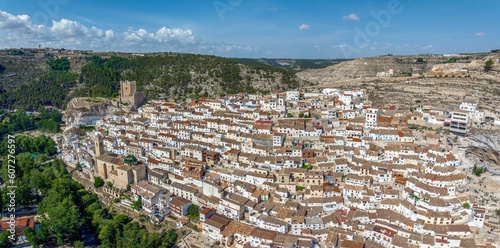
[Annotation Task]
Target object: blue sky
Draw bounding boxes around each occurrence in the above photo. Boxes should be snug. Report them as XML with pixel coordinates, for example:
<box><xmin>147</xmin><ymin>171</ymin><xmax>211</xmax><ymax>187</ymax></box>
<box><xmin>0</xmin><ymin>0</ymin><xmax>497</xmax><ymax>58</ymax></box>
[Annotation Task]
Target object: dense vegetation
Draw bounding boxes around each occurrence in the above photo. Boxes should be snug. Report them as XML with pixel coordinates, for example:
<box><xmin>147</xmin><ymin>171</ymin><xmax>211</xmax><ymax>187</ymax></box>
<box><xmin>187</xmin><ymin>204</ymin><xmax>200</xmax><ymax>219</ymax></box>
<box><xmin>0</xmin><ymin>137</ymin><xmax>179</xmax><ymax>247</ymax></box>
<box><xmin>0</xmin><ymin>110</ymin><xmax>62</xmax><ymax>137</ymax></box>
<box><xmin>47</xmin><ymin>57</ymin><xmax>70</xmax><ymax>71</ymax></box>
<box><xmin>0</xmin><ymin>134</ymin><xmax>57</xmax><ymax>157</ymax></box>
<box><xmin>473</xmin><ymin>164</ymin><xmax>486</xmax><ymax>176</ymax></box>
<box><xmin>0</xmin><ymin>71</ymin><xmax>77</xmax><ymax>110</ymax></box>
<box><xmin>72</xmin><ymin>54</ymin><xmax>258</xmax><ymax>100</ymax></box>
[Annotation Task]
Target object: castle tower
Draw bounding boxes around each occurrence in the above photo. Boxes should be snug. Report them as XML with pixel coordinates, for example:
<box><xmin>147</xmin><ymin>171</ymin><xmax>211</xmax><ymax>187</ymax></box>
<box><xmin>119</xmin><ymin>80</ymin><xmax>144</xmax><ymax>107</ymax></box>
<box><xmin>120</xmin><ymin>80</ymin><xmax>136</xmax><ymax>97</ymax></box>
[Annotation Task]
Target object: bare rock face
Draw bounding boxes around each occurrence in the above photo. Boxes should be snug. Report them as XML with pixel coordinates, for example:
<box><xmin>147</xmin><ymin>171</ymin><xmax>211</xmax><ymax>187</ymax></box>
<box><xmin>62</xmin><ymin>125</ymin><xmax>81</xmax><ymax>148</ymax></box>
<box><xmin>62</xmin><ymin>97</ymin><xmax>119</xmax><ymax>127</ymax></box>
<box><xmin>465</xmin><ymin>132</ymin><xmax>500</xmax><ymax>167</ymax></box>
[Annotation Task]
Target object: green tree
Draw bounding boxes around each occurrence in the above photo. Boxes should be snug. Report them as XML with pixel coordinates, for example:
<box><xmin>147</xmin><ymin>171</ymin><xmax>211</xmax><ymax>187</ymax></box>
<box><xmin>73</xmin><ymin>240</ymin><xmax>84</xmax><ymax>248</ymax></box>
<box><xmin>131</xmin><ymin>196</ymin><xmax>142</xmax><ymax>211</ymax></box>
<box><xmin>463</xmin><ymin>203</ymin><xmax>470</xmax><ymax>209</ymax></box>
<box><xmin>94</xmin><ymin>176</ymin><xmax>105</xmax><ymax>188</ymax></box>
<box><xmin>97</xmin><ymin>220</ymin><xmax>119</xmax><ymax>248</ymax></box>
<box><xmin>187</xmin><ymin>204</ymin><xmax>200</xmax><ymax>219</ymax></box>
<box><xmin>473</xmin><ymin>165</ymin><xmax>486</xmax><ymax>176</ymax></box>
<box><xmin>38</xmin><ymin>195</ymin><xmax>82</xmax><ymax>245</ymax></box>
<box><xmin>0</xmin><ymin>231</ymin><xmax>13</xmax><ymax>248</ymax></box>
<box><xmin>485</xmin><ymin>59</ymin><xmax>494</xmax><ymax>71</ymax></box>
<box><xmin>25</xmin><ymin>227</ymin><xmax>39</xmax><ymax>248</ymax></box>
<box><xmin>301</xmin><ymin>163</ymin><xmax>312</xmax><ymax>170</ymax></box>
<box><xmin>47</xmin><ymin>57</ymin><xmax>70</xmax><ymax>71</ymax></box>
<box><xmin>113</xmin><ymin>213</ymin><xmax>131</xmax><ymax>226</ymax></box>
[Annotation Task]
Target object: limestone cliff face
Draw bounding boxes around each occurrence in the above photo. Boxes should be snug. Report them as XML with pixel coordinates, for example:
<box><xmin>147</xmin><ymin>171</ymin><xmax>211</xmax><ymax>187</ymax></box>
<box><xmin>465</xmin><ymin>132</ymin><xmax>500</xmax><ymax>167</ymax></box>
<box><xmin>62</xmin><ymin>98</ymin><xmax>120</xmax><ymax>127</ymax></box>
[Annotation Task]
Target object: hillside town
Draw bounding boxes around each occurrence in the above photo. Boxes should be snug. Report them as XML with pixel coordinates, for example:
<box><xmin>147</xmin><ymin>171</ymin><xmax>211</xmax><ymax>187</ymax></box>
<box><xmin>58</xmin><ymin>80</ymin><xmax>497</xmax><ymax>248</ymax></box>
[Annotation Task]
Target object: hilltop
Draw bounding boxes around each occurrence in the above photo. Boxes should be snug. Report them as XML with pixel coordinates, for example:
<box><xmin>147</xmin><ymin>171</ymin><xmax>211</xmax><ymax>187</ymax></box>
<box><xmin>0</xmin><ymin>50</ymin><xmax>310</xmax><ymax>111</ymax></box>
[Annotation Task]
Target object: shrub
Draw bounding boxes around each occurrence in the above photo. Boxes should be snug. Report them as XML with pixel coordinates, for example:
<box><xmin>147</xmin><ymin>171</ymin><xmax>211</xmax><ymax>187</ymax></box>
<box><xmin>94</xmin><ymin>176</ymin><xmax>104</xmax><ymax>188</ymax></box>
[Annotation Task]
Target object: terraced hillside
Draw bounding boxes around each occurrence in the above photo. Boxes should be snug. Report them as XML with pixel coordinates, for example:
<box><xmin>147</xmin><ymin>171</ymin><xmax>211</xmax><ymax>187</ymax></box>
<box><xmin>296</xmin><ymin>53</ymin><xmax>494</xmax><ymax>83</ymax></box>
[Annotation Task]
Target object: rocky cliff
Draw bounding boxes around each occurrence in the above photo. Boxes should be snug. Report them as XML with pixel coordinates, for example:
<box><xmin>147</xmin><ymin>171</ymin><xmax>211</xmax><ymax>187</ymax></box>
<box><xmin>465</xmin><ymin>131</ymin><xmax>500</xmax><ymax>168</ymax></box>
<box><xmin>63</xmin><ymin>97</ymin><xmax>120</xmax><ymax>127</ymax></box>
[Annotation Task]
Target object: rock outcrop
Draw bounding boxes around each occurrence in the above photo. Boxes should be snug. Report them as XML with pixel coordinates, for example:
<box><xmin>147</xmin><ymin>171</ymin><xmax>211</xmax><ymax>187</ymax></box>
<box><xmin>63</xmin><ymin>97</ymin><xmax>119</xmax><ymax>127</ymax></box>
<box><xmin>465</xmin><ymin>132</ymin><xmax>500</xmax><ymax>167</ymax></box>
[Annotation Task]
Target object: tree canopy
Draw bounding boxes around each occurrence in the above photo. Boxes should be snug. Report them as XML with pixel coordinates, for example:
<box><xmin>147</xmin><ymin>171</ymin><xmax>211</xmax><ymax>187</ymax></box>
<box><xmin>1</xmin><ymin>53</ymin><xmax>302</xmax><ymax>110</ymax></box>
<box><xmin>47</xmin><ymin>57</ymin><xmax>70</xmax><ymax>71</ymax></box>
<box><xmin>0</xmin><ymin>136</ymin><xmax>179</xmax><ymax>247</ymax></box>
<box><xmin>485</xmin><ymin>59</ymin><xmax>494</xmax><ymax>71</ymax></box>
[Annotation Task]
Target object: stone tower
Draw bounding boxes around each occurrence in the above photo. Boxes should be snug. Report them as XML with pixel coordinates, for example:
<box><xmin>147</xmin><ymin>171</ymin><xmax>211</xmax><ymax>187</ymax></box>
<box><xmin>119</xmin><ymin>80</ymin><xmax>145</xmax><ymax>107</ymax></box>
<box><xmin>94</xmin><ymin>135</ymin><xmax>104</xmax><ymax>157</ymax></box>
<box><xmin>120</xmin><ymin>80</ymin><xmax>136</xmax><ymax>97</ymax></box>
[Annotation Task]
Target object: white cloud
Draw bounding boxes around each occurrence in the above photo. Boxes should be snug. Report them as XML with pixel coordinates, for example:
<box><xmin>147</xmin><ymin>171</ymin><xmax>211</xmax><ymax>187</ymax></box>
<box><xmin>0</xmin><ymin>10</ymin><xmax>32</xmax><ymax>30</ymax></box>
<box><xmin>298</xmin><ymin>24</ymin><xmax>310</xmax><ymax>30</ymax></box>
<box><xmin>475</xmin><ymin>32</ymin><xmax>485</xmax><ymax>37</ymax></box>
<box><xmin>0</xmin><ymin>11</ymin><xmax>115</xmax><ymax>49</ymax></box>
<box><xmin>332</xmin><ymin>44</ymin><xmax>347</xmax><ymax>50</ymax></box>
<box><xmin>343</xmin><ymin>14</ymin><xmax>360</xmax><ymax>21</ymax></box>
<box><xmin>0</xmin><ymin>10</ymin><xmax>256</xmax><ymax>55</ymax></box>
<box><xmin>314</xmin><ymin>45</ymin><xmax>321</xmax><ymax>51</ymax></box>
<box><xmin>384</xmin><ymin>43</ymin><xmax>393</xmax><ymax>49</ymax></box>
<box><xmin>421</xmin><ymin>44</ymin><xmax>433</xmax><ymax>50</ymax></box>
<box><xmin>266</xmin><ymin>8</ymin><xmax>278</xmax><ymax>11</ymax></box>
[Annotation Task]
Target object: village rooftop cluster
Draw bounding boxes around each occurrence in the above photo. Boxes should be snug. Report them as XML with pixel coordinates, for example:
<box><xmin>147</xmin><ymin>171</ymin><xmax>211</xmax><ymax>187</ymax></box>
<box><xmin>59</xmin><ymin>82</ymin><xmax>494</xmax><ymax>248</ymax></box>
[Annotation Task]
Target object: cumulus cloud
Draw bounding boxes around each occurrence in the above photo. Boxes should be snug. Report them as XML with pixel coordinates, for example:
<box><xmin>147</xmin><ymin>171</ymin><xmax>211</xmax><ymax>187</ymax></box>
<box><xmin>298</xmin><ymin>24</ymin><xmax>310</xmax><ymax>30</ymax></box>
<box><xmin>0</xmin><ymin>11</ymin><xmax>115</xmax><ymax>49</ymax></box>
<box><xmin>475</xmin><ymin>32</ymin><xmax>485</xmax><ymax>37</ymax></box>
<box><xmin>0</xmin><ymin>10</ymin><xmax>256</xmax><ymax>55</ymax></box>
<box><xmin>343</xmin><ymin>14</ymin><xmax>360</xmax><ymax>21</ymax></box>
<box><xmin>0</xmin><ymin>11</ymin><xmax>32</xmax><ymax>30</ymax></box>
